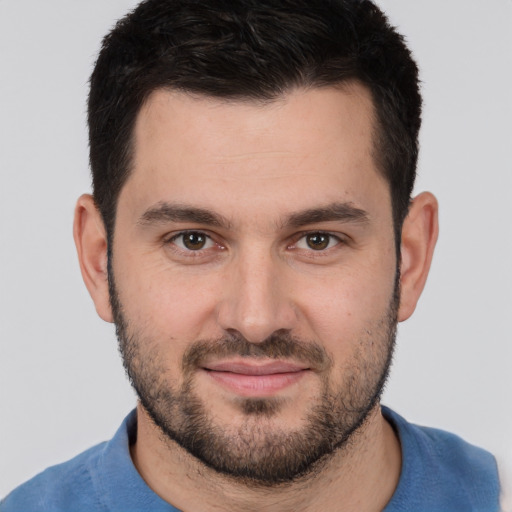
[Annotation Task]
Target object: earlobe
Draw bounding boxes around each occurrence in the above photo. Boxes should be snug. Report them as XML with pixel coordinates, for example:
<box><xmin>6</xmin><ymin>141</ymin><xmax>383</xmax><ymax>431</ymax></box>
<box><xmin>73</xmin><ymin>194</ymin><xmax>113</xmax><ymax>323</ymax></box>
<box><xmin>398</xmin><ymin>192</ymin><xmax>439</xmax><ymax>322</ymax></box>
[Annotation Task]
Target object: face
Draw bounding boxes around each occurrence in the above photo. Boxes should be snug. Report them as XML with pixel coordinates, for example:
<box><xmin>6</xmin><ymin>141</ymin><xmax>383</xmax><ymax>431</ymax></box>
<box><xmin>110</xmin><ymin>85</ymin><xmax>399</xmax><ymax>484</ymax></box>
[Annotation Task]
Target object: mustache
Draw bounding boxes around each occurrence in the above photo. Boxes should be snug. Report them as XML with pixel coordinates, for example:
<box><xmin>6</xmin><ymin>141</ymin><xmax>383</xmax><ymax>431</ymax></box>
<box><xmin>182</xmin><ymin>330</ymin><xmax>332</xmax><ymax>373</ymax></box>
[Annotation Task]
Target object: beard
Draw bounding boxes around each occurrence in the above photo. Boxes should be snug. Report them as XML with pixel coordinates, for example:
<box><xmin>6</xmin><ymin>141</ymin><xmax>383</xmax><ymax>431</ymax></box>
<box><xmin>109</xmin><ymin>268</ymin><xmax>399</xmax><ymax>486</ymax></box>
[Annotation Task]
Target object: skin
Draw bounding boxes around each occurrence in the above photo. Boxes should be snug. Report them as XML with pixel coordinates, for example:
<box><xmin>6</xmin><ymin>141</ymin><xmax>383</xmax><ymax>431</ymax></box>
<box><xmin>74</xmin><ymin>84</ymin><xmax>438</xmax><ymax>511</ymax></box>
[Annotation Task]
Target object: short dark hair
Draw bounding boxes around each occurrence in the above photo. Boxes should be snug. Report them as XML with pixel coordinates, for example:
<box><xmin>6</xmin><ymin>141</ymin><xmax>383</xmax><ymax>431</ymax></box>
<box><xmin>88</xmin><ymin>0</ymin><xmax>421</xmax><ymax>245</ymax></box>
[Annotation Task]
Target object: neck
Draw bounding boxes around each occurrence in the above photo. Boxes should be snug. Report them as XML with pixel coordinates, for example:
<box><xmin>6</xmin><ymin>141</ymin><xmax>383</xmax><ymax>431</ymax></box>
<box><xmin>130</xmin><ymin>403</ymin><xmax>401</xmax><ymax>512</ymax></box>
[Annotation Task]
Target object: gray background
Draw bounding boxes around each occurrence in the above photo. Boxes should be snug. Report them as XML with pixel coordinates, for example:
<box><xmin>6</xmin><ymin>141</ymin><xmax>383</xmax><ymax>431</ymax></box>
<box><xmin>1</xmin><ymin>0</ymin><xmax>511</xmax><ymax>501</ymax></box>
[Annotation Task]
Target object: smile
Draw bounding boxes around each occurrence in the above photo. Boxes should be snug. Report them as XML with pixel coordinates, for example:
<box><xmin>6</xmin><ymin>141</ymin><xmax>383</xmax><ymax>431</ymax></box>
<box><xmin>202</xmin><ymin>360</ymin><xmax>310</xmax><ymax>397</ymax></box>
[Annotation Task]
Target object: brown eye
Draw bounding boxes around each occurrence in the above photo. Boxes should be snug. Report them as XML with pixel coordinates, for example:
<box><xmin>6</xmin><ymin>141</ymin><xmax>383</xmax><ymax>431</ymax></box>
<box><xmin>305</xmin><ymin>233</ymin><xmax>331</xmax><ymax>250</ymax></box>
<box><xmin>172</xmin><ymin>231</ymin><xmax>213</xmax><ymax>251</ymax></box>
<box><xmin>183</xmin><ymin>232</ymin><xmax>207</xmax><ymax>250</ymax></box>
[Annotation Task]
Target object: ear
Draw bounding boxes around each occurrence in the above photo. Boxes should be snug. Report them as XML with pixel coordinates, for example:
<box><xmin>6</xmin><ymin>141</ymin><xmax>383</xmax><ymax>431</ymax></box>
<box><xmin>398</xmin><ymin>191</ymin><xmax>439</xmax><ymax>322</ymax></box>
<box><xmin>73</xmin><ymin>194</ymin><xmax>113</xmax><ymax>323</ymax></box>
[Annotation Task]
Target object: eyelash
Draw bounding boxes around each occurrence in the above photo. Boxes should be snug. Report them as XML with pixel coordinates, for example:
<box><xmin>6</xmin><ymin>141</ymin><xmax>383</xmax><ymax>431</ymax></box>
<box><xmin>290</xmin><ymin>231</ymin><xmax>343</xmax><ymax>252</ymax></box>
<box><xmin>165</xmin><ymin>230</ymin><xmax>345</xmax><ymax>256</ymax></box>
<box><xmin>165</xmin><ymin>231</ymin><xmax>220</xmax><ymax>254</ymax></box>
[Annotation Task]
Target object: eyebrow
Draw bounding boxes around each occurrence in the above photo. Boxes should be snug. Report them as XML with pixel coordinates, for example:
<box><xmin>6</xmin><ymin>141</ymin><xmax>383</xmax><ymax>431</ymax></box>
<box><xmin>138</xmin><ymin>202</ymin><xmax>231</xmax><ymax>228</ymax></box>
<box><xmin>284</xmin><ymin>202</ymin><xmax>369</xmax><ymax>228</ymax></box>
<box><xmin>138</xmin><ymin>201</ymin><xmax>369</xmax><ymax>230</ymax></box>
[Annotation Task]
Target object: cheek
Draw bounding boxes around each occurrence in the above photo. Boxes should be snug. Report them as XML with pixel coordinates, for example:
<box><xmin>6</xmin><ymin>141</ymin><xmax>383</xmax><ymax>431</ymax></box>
<box><xmin>115</xmin><ymin>255</ymin><xmax>222</xmax><ymax>345</ymax></box>
<box><xmin>114</xmin><ymin>269</ymin><xmax>221</xmax><ymax>385</ymax></box>
<box><xmin>295</xmin><ymin>262</ymin><xmax>397</xmax><ymax>350</ymax></box>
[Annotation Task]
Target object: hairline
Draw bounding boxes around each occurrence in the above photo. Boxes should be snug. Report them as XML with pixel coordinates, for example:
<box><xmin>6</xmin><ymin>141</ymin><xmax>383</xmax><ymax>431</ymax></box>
<box><xmin>103</xmin><ymin>79</ymin><xmax>400</xmax><ymax>249</ymax></box>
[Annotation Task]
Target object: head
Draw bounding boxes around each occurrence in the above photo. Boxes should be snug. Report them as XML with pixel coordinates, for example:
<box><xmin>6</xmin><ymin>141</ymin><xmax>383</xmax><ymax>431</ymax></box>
<box><xmin>76</xmin><ymin>0</ymin><xmax>438</xmax><ymax>486</ymax></box>
<box><xmin>88</xmin><ymin>0</ymin><xmax>422</xmax><ymax>248</ymax></box>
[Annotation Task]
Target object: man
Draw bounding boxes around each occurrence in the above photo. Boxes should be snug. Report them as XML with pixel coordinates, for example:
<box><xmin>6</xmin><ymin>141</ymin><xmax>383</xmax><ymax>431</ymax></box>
<box><xmin>0</xmin><ymin>0</ymin><xmax>501</xmax><ymax>510</ymax></box>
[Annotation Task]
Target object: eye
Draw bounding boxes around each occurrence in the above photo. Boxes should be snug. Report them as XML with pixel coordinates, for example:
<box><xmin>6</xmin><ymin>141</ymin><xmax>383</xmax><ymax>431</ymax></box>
<box><xmin>295</xmin><ymin>232</ymin><xmax>341</xmax><ymax>251</ymax></box>
<box><xmin>170</xmin><ymin>231</ymin><xmax>215</xmax><ymax>251</ymax></box>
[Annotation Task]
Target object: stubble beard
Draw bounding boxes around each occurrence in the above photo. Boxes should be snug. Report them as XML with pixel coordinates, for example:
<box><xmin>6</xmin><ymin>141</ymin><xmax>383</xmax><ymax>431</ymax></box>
<box><xmin>109</xmin><ymin>269</ymin><xmax>399</xmax><ymax>486</ymax></box>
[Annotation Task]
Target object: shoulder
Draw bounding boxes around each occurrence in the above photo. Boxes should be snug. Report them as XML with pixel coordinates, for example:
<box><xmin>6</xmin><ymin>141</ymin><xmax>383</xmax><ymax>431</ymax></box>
<box><xmin>0</xmin><ymin>411</ymin><xmax>174</xmax><ymax>512</ymax></box>
<box><xmin>383</xmin><ymin>407</ymin><xmax>500</xmax><ymax>511</ymax></box>
<box><xmin>0</xmin><ymin>442</ymin><xmax>109</xmax><ymax>512</ymax></box>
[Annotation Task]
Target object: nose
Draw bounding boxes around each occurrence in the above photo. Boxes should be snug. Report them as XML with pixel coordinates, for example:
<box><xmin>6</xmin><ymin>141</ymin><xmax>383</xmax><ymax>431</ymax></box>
<box><xmin>216</xmin><ymin>245</ymin><xmax>298</xmax><ymax>343</ymax></box>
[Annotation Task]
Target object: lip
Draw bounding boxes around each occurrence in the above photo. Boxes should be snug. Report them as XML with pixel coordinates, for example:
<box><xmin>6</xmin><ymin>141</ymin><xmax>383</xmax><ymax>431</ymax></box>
<box><xmin>202</xmin><ymin>360</ymin><xmax>310</xmax><ymax>397</ymax></box>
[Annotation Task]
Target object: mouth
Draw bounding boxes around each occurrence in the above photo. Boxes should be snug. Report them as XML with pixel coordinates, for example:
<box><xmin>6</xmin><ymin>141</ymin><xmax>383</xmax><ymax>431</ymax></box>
<box><xmin>201</xmin><ymin>360</ymin><xmax>311</xmax><ymax>397</ymax></box>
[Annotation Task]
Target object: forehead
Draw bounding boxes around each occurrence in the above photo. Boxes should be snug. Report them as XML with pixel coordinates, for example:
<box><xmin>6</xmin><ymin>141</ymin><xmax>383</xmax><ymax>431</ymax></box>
<box><xmin>135</xmin><ymin>83</ymin><xmax>376</xmax><ymax>161</ymax></box>
<box><xmin>122</xmin><ymin>84</ymin><xmax>389</xmax><ymax>225</ymax></box>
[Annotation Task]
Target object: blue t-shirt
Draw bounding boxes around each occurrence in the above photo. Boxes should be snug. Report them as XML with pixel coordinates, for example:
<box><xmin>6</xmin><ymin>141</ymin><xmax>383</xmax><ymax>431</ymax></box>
<box><xmin>0</xmin><ymin>407</ymin><xmax>500</xmax><ymax>511</ymax></box>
